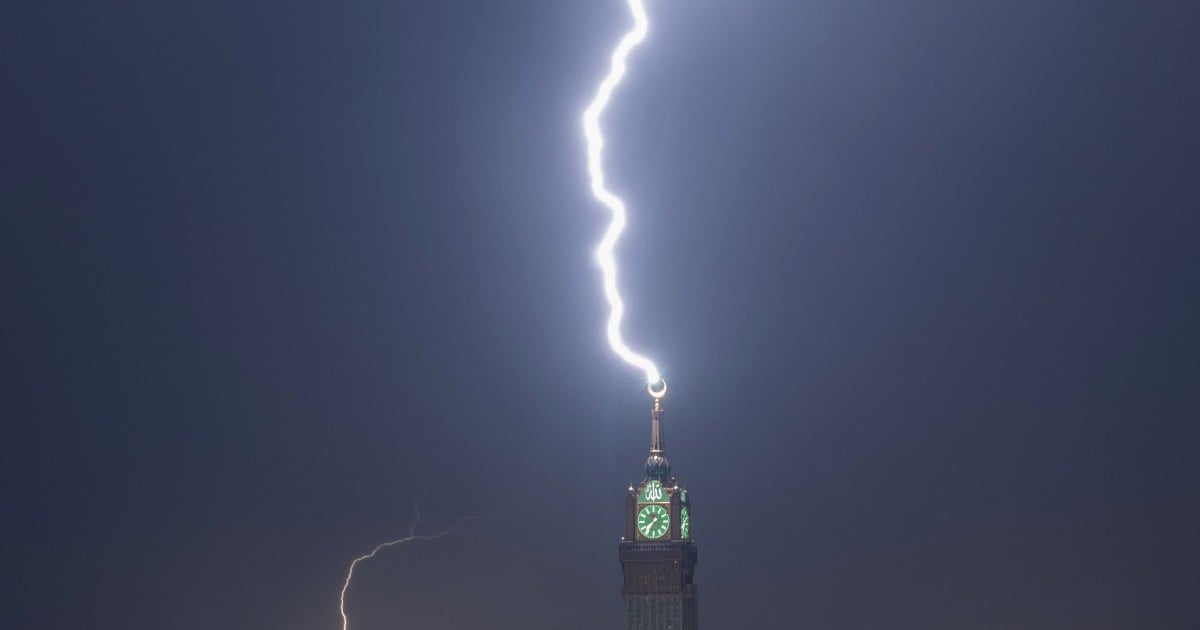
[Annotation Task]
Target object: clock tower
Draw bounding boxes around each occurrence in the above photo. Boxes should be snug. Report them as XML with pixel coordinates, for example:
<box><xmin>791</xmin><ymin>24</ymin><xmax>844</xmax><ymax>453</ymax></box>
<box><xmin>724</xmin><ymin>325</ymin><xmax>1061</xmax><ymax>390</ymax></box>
<box><xmin>620</xmin><ymin>394</ymin><xmax>699</xmax><ymax>629</ymax></box>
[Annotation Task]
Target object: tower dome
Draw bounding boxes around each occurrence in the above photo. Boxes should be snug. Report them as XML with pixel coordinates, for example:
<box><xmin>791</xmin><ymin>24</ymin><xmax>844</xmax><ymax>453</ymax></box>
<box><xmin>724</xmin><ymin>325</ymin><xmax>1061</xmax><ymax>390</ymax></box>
<box><xmin>644</xmin><ymin>452</ymin><xmax>671</xmax><ymax>480</ymax></box>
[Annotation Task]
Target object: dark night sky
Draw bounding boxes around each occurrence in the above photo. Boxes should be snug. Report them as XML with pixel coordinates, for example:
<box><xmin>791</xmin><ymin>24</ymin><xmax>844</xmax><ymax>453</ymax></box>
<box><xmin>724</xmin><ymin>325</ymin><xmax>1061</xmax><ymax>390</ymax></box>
<box><xmin>5</xmin><ymin>1</ymin><xmax>1199</xmax><ymax>628</ymax></box>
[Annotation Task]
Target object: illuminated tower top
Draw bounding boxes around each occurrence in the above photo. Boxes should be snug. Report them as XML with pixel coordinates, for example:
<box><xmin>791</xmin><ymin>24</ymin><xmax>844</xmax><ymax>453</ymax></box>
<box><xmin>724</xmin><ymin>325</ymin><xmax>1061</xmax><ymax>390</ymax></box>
<box><xmin>620</xmin><ymin>397</ymin><xmax>698</xmax><ymax>630</ymax></box>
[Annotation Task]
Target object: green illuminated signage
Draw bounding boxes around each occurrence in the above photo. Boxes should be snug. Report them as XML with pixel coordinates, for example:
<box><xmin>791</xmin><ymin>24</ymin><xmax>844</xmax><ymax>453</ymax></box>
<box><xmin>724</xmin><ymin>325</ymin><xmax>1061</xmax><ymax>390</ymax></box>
<box><xmin>638</xmin><ymin>480</ymin><xmax>667</xmax><ymax>503</ymax></box>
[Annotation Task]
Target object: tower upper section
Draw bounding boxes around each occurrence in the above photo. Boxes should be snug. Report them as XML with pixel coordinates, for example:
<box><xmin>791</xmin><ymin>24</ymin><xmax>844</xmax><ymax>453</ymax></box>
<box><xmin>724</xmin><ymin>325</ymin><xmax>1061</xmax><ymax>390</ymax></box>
<box><xmin>624</xmin><ymin>398</ymin><xmax>692</xmax><ymax>544</ymax></box>
<box><xmin>620</xmin><ymin>394</ymin><xmax>698</xmax><ymax>630</ymax></box>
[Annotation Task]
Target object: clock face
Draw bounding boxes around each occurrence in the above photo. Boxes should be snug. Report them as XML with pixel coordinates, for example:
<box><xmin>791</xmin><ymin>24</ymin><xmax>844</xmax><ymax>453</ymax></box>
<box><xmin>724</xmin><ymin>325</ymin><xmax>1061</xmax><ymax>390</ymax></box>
<box><xmin>636</xmin><ymin>504</ymin><xmax>670</xmax><ymax>539</ymax></box>
<box><xmin>681</xmin><ymin>506</ymin><xmax>691</xmax><ymax>539</ymax></box>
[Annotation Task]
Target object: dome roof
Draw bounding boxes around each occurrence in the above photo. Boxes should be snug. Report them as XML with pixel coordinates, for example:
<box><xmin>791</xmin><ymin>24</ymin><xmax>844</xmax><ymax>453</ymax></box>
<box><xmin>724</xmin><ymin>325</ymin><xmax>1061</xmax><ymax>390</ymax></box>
<box><xmin>644</xmin><ymin>453</ymin><xmax>672</xmax><ymax>480</ymax></box>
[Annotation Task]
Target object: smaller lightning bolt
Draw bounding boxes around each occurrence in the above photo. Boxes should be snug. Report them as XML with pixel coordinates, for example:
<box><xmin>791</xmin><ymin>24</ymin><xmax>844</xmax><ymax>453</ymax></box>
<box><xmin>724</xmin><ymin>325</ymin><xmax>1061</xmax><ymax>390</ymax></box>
<box><xmin>339</xmin><ymin>503</ymin><xmax>479</xmax><ymax>630</ymax></box>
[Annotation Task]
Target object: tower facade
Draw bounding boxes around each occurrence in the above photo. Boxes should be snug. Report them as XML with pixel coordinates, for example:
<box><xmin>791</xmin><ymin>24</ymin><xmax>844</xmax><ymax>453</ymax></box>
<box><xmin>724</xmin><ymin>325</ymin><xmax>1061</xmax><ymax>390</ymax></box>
<box><xmin>620</xmin><ymin>397</ymin><xmax>698</xmax><ymax>629</ymax></box>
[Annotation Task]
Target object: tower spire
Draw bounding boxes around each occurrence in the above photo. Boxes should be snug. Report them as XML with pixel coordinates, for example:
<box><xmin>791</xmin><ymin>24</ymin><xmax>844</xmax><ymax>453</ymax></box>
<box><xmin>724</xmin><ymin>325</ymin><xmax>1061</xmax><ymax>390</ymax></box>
<box><xmin>645</xmin><ymin>395</ymin><xmax>672</xmax><ymax>480</ymax></box>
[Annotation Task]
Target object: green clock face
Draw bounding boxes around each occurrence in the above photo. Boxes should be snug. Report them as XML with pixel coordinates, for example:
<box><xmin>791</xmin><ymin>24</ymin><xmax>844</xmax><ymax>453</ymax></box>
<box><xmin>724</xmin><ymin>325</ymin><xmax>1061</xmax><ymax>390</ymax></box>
<box><xmin>681</xmin><ymin>506</ymin><xmax>691</xmax><ymax>539</ymax></box>
<box><xmin>636</xmin><ymin>504</ymin><xmax>670</xmax><ymax>539</ymax></box>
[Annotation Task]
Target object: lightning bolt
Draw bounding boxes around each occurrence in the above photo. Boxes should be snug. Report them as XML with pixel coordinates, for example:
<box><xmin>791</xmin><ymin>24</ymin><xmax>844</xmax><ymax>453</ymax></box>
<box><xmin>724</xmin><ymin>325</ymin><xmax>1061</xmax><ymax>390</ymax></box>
<box><xmin>583</xmin><ymin>0</ymin><xmax>664</xmax><ymax>390</ymax></box>
<box><xmin>339</xmin><ymin>503</ymin><xmax>479</xmax><ymax>630</ymax></box>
